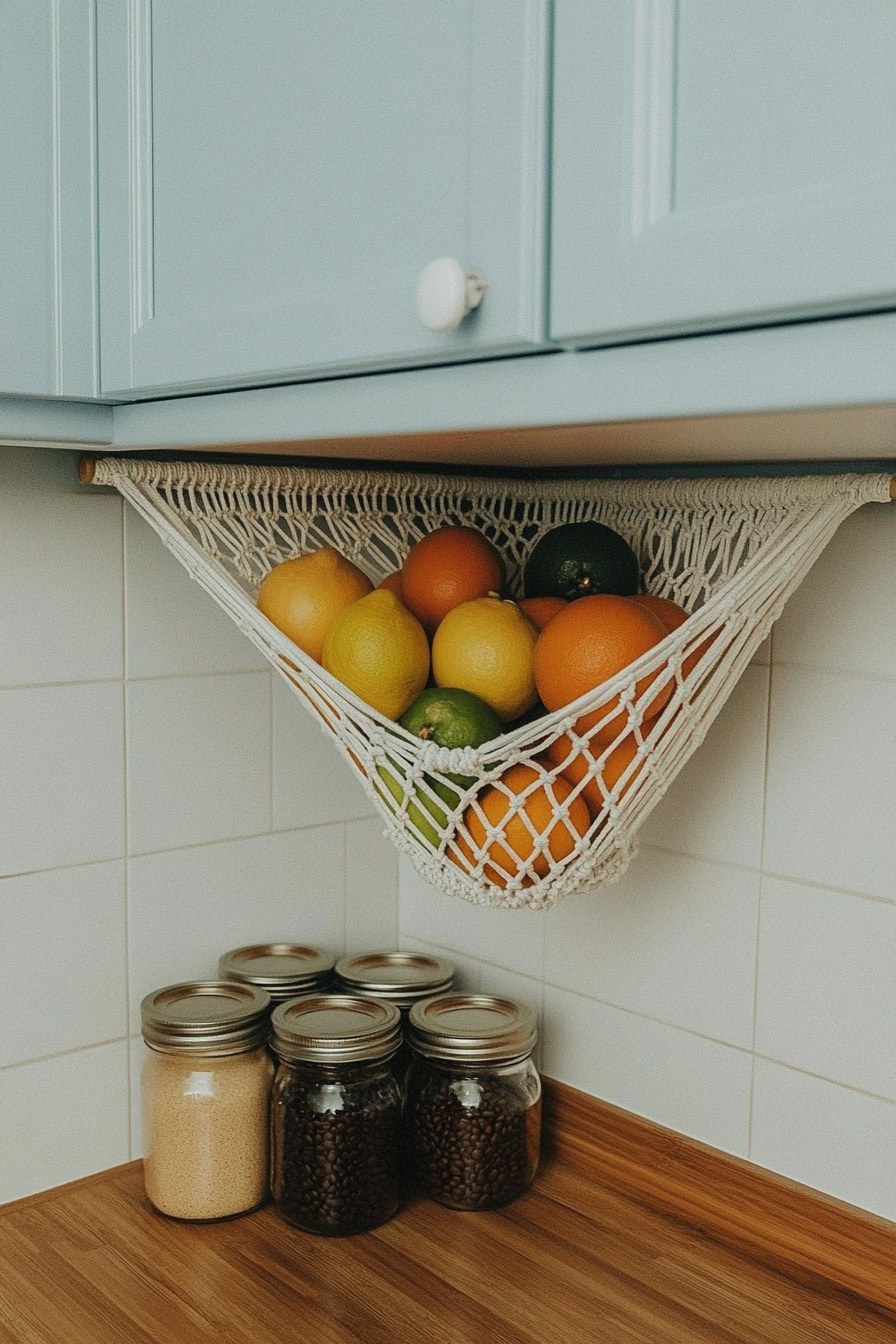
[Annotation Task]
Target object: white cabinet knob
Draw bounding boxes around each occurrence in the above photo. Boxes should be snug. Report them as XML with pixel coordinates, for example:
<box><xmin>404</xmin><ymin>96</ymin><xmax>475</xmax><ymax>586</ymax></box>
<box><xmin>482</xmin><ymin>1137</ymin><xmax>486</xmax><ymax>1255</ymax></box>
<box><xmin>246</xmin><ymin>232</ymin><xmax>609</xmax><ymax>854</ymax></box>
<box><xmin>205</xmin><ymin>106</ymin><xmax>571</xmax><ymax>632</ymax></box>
<box><xmin>416</xmin><ymin>257</ymin><xmax>486</xmax><ymax>332</ymax></box>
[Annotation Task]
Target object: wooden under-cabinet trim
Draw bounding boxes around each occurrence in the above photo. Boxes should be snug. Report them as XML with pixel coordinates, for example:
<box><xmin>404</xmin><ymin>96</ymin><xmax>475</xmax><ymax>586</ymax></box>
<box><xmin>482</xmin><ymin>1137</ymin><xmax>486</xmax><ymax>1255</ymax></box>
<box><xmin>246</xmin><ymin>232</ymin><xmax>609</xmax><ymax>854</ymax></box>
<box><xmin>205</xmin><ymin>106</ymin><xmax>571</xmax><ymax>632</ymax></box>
<box><xmin>542</xmin><ymin>1078</ymin><xmax>896</xmax><ymax>1317</ymax></box>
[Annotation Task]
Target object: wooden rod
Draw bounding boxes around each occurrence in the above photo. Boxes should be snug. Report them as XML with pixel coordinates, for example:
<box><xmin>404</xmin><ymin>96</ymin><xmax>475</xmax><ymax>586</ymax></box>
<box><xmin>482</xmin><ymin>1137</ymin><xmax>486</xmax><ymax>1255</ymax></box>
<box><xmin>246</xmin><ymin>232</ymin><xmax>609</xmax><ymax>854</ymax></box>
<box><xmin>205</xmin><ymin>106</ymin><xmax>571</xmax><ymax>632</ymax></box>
<box><xmin>77</xmin><ymin>452</ymin><xmax>896</xmax><ymax>498</ymax></box>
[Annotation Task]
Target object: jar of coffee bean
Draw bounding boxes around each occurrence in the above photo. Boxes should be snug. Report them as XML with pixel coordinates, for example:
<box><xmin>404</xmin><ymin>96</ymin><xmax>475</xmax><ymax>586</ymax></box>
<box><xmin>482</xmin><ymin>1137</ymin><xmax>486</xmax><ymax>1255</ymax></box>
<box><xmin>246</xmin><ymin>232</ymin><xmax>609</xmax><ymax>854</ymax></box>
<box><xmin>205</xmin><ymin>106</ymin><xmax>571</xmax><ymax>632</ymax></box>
<box><xmin>269</xmin><ymin>994</ymin><xmax>403</xmax><ymax>1236</ymax></box>
<box><xmin>405</xmin><ymin>994</ymin><xmax>541</xmax><ymax>1212</ymax></box>
<box><xmin>219</xmin><ymin>943</ymin><xmax>336</xmax><ymax>1011</ymax></box>
<box><xmin>333</xmin><ymin>950</ymin><xmax>454</xmax><ymax>1076</ymax></box>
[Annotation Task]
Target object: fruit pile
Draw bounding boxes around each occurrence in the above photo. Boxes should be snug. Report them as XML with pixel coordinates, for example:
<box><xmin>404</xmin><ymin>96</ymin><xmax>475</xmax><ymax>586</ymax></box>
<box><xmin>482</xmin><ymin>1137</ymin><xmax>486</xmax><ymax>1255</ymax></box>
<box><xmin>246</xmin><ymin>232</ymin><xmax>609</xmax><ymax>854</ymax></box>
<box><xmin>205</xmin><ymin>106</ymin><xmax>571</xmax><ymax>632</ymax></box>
<box><xmin>256</xmin><ymin>520</ymin><xmax>701</xmax><ymax>889</ymax></box>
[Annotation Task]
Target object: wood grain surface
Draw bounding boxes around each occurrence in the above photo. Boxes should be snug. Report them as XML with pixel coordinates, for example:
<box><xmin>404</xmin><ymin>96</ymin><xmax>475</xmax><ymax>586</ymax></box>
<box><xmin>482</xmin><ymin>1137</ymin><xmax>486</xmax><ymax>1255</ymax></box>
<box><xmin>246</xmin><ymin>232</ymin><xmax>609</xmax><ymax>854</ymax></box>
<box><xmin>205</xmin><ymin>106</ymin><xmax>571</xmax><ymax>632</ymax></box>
<box><xmin>543</xmin><ymin>1080</ymin><xmax>896</xmax><ymax>1318</ymax></box>
<box><xmin>1</xmin><ymin>1082</ymin><xmax>894</xmax><ymax>1344</ymax></box>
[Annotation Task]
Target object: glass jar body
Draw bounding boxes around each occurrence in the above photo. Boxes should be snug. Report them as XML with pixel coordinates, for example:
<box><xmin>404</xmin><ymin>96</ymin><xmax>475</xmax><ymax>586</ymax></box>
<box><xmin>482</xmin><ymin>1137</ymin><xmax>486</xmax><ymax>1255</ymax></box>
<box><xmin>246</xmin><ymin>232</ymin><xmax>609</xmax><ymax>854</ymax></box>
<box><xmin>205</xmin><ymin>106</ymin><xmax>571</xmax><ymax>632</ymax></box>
<box><xmin>141</xmin><ymin>1044</ymin><xmax>273</xmax><ymax>1221</ymax></box>
<box><xmin>271</xmin><ymin>1057</ymin><xmax>402</xmax><ymax>1235</ymax></box>
<box><xmin>405</xmin><ymin>1054</ymin><xmax>541</xmax><ymax>1210</ymax></box>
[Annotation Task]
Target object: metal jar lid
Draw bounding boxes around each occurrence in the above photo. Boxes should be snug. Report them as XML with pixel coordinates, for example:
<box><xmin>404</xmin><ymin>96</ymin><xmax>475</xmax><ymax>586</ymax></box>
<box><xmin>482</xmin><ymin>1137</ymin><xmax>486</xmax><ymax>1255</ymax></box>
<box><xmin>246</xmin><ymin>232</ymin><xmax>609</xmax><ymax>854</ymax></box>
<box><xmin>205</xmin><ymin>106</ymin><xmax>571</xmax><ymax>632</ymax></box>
<box><xmin>141</xmin><ymin>980</ymin><xmax>271</xmax><ymax>1055</ymax></box>
<box><xmin>407</xmin><ymin>994</ymin><xmax>537</xmax><ymax>1064</ymax></box>
<box><xmin>269</xmin><ymin>994</ymin><xmax>402</xmax><ymax>1065</ymax></box>
<box><xmin>219</xmin><ymin>943</ymin><xmax>336</xmax><ymax>1002</ymax></box>
<box><xmin>334</xmin><ymin>950</ymin><xmax>454</xmax><ymax>1009</ymax></box>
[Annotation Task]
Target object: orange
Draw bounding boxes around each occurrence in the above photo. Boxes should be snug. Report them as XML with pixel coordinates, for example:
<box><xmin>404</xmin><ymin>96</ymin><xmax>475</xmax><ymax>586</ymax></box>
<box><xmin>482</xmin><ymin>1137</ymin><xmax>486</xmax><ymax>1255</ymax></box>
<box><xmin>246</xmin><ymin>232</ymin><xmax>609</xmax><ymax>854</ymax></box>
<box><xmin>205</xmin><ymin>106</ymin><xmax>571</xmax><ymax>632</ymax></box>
<box><xmin>378</xmin><ymin>569</ymin><xmax>404</xmax><ymax>597</ymax></box>
<box><xmin>533</xmin><ymin>594</ymin><xmax>672</xmax><ymax>747</ymax></box>
<box><xmin>632</xmin><ymin>592</ymin><xmax>712</xmax><ymax>681</ymax></box>
<box><xmin>322</xmin><ymin>589</ymin><xmax>430</xmax><ymax>720</ymax></box>
<box><xmin>631</xmin><ymin>593</ymin><xmax>688</xmax><ymax>632</ymax></box>
<box><xmin>453</xmin><ymin>763</ymin><xmax>591</xmax><ymax>889</ymax></box>
<box><xmin>432</xmin><ymin>596</ymin><xmax>539</xmax><ymax>722</ymax></box>
<box><xmin>545</xmin><ymin>733</ymin><xmax>642</xmax><ymax>817</ymax></box>
<box><xmin>256</xmin><ymin>547</ymin><xmax>373</xmax><ymax>663</ymax></box>
<box><xmin>401</xmin><ymin>525</ymin><xmax>505</xmax><ymax>636</ymax></box>
<box><xmin>518</xmin><ymin>595</ymin><xmax>567</xmax><ymax>630</ymax></box>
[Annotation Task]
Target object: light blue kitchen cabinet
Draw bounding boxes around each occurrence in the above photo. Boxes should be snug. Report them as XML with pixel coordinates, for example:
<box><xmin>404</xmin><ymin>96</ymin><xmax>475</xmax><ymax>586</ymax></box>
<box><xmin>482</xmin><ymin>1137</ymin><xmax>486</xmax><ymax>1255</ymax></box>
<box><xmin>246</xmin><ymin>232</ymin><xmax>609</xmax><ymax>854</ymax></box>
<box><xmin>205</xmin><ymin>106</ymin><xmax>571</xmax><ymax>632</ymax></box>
<box><xmin>97</xmin><ymin>0</ymin><xmax>549</xmax><ymax>398</ymax></box>
<box><xmin>0</xmin><ymin>0</ymin><xmax>98</xmax><ymax>397</ymax></box>
<box><xmin>551</xmin><ymin>0</ymin><xmax>896</xmax><ymax>347</ymax></box>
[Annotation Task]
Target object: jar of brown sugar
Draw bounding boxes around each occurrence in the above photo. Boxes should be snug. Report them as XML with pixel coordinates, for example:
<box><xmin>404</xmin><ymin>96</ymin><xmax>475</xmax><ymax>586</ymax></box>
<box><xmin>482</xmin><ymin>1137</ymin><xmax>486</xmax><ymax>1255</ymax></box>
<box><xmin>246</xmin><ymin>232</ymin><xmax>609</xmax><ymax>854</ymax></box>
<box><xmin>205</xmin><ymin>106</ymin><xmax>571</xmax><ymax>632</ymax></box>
<box><xmin>269</xmin><ymin>994</ymin><xmax>403</xmax><ymax>1236</ymax></box>
<box><xmin>219</xmin><ymin>942</ymin><xmax>336</xmax><ymax>1008</ymax></box>
<box><xmin>140</xmin><ymin>980</ymin><xmax>273</xmax><ymax>1221</ymax></box>
<box><xmin>405</xmin><ymin>994</ymin><xmax>541</xmax><ymax>1211</ymax></box>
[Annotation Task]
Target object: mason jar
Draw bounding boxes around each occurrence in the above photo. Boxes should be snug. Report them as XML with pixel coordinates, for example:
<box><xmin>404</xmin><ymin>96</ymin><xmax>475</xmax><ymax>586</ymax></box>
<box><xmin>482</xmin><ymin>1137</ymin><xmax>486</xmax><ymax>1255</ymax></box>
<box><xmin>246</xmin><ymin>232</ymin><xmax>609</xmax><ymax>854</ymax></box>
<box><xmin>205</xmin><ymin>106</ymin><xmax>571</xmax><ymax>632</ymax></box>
<box><xmin>405</xmin><ymin>993</ymin><xmax>541</xmax><ymax>1211</ymax></box>
<box><xmin>219</xmin><ymin>943</ymin><xmax>336</xmax><ymax>1009</ymax></box>
<box><xmin>333</xmin><ymin>950</ymin><xmax>454</xmax><ymax>1076</ymax></box>
<box><xmin>269</xmin><ymin>994</ymin><xmax>403</xmax><ymax>1236</ymax></box>
<box><xmin>140</xmin><ymin>980</ymin><xmax>273</xmax><ymax>1221</ymax></box>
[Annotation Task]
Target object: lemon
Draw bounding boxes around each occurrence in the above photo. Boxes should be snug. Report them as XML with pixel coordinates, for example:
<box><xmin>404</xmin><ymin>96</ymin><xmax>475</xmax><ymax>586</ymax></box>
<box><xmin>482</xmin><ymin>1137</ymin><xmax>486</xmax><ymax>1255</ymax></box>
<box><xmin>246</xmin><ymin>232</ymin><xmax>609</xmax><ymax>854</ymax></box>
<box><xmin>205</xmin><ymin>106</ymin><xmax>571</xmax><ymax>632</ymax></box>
<box><xmin>431</xmin><ymin>596</ymin><xmax>539</xmax><ymax>722</ymax></box>
<box><xmin>256</xmin><ymin>546</ymin><xmax>373</xmax><ymax>663</ymax></box>
<box><xmin>322</xmin><ymin>589</ymin><xmax>430</xmax><ymax>720</ymax></box>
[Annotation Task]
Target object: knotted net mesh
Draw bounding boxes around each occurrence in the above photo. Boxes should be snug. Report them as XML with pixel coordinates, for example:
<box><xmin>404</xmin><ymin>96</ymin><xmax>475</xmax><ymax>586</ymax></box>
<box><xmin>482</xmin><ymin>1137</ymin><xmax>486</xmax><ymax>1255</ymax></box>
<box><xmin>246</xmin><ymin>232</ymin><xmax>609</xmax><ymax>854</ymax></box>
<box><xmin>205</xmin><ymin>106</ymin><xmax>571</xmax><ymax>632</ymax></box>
<box><xmin>88</xmin><ymin>458</ymin><xmax>891</xmax><ymax>910</ymax></box>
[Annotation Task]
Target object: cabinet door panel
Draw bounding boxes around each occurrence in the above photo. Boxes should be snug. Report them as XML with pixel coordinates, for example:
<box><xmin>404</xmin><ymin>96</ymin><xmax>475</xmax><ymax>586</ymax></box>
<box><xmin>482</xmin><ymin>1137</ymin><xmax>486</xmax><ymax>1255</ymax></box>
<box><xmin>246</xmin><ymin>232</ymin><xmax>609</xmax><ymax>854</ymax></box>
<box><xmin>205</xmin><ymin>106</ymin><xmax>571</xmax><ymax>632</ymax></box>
<box><xmin>99</xmin><ymin>0</ymin><xmax>548</xmax><ymax>396</ymax></box>
<box><xmin>0</xmin><ymin>0</ymin><xmax>97</xmax><ymax>396</ymax></box>
<box><xmin>551</xmin><ymin>0</ymin><xmax>896</xmax><ymax>345</ymax></box>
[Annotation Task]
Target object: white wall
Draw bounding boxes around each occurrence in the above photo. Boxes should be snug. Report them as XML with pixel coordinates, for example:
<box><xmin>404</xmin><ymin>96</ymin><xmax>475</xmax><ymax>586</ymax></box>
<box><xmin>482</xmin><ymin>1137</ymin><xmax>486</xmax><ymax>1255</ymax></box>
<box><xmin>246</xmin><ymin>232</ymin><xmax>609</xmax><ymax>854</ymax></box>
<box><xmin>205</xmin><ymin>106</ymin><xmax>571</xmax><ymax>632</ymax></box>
<box><xmin>400</xmin><ymin>497</ymin><xmax>896</xmax><ymax>1222</ymax></box>
<box><xmin>0</xmin><ymin>447</ymin><xmax>398</xmax><ymax>1203</ymax></box>
<box><xmin>2</xmin><ymin>445</ymin><xmax>894</xmax><ymax>1225</ymax></box>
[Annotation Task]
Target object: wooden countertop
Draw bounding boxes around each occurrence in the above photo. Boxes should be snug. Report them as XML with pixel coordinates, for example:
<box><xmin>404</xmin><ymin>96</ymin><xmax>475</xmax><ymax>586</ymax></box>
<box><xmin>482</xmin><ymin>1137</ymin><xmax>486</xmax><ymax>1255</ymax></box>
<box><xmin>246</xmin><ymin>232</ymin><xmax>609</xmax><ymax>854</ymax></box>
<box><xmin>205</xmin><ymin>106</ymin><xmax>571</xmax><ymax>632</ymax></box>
<box><xmin>1</xmin><ymin>1084</ymin><xmax>893</xmax><ymax>1344</ymax></box>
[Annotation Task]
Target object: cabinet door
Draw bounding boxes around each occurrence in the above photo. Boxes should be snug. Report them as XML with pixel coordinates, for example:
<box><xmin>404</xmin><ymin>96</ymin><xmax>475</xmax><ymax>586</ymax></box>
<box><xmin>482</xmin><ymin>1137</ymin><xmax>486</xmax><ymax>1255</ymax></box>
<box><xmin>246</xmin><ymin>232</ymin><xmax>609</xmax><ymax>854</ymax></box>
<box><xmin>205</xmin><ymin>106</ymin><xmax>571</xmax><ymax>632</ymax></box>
<box><xmin>551</xmin><ymin>0</ymin><xmax>896</xmax><ymax>346</ymax></box>
<box><xmin>0</xmin><ymin>0</ymin><xmax>97</xmax><ymax>397</ymax></box>
<box><xmin>98</xmin><ymin>0</ymin><xmax>548</xmax><ymax>396</ymax></box>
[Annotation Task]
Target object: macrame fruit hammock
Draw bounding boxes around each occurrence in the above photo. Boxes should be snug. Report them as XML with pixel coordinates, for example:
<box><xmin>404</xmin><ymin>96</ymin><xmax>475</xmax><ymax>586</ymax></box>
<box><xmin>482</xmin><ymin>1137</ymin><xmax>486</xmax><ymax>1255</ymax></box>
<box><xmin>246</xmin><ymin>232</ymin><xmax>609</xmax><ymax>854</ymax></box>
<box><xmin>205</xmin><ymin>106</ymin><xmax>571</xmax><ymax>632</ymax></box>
<box><xmin>81</xmin><ymin>457</ymin><xmax>892</xmax><ymax>910</ymax></box>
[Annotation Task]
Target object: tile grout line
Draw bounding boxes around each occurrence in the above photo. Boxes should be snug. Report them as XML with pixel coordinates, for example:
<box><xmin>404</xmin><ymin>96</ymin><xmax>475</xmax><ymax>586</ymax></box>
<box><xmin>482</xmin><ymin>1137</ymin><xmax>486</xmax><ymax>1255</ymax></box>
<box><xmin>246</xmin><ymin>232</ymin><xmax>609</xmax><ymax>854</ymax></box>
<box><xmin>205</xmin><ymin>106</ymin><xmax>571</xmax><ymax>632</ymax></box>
<box><xmin>0</xmin><ymin>818</ymin><xmax>366</xmax><ymax>883</ymax></box>
<box><xmin>341</xmin><ymin>822</ymin><xmax>348</xmax><ymax>955</ymax></box>
<box><xmin>267</xmin><ymin>668</ymin><xmax>275</xmax><ymax>835</ymax></box>
<box><xmin>531</xmin><ymin>981</ymin><xmax>896</xmax><ymax>1107</ymax></box>
<box><xmin>0</xmin><ymin>1036</ymin><xmax>132</xmax><ymax>1075</ymax></box>
<box><xmin>748</xmin><ymin>634</ymin><xmax>777</xmax><ymax>1159</ymax></box>
<box><xmin>121</xmin><ymin>503</ymin><xmax>134</xmax><ymax>1160</ymax></box>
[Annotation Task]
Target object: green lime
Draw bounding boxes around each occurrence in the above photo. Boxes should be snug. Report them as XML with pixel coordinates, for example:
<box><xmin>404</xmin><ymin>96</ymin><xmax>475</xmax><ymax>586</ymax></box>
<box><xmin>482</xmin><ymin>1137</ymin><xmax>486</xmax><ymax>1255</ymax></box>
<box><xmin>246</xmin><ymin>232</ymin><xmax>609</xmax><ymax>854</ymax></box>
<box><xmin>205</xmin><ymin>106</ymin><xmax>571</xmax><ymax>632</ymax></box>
<box><xmin>375</xmin><ymin>758</ymin><xmax>447</xmax><ymax>850</ymax></box>
<box><xmin>400</xmin><ymin>687</ymin><xmax>502</xmax><ymax>790</ymax></box>
<box><xmin>374</xmin><ymin>688</ymin><xmax>502</xmax><ymax>851</ymax></box>
<box><xmin>523</xmin><ymin>520</ymin><xmax>640</xmax><ymax>601</ymax></box>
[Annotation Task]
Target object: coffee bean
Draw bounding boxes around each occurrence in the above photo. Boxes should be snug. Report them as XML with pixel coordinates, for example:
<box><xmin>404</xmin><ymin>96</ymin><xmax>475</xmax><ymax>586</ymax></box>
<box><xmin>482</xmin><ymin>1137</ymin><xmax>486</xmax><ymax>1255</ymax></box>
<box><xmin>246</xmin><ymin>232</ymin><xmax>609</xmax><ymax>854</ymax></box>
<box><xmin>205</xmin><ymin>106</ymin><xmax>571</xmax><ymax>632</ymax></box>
<box><xmin>406</xmin><ymin>1068</ymin><xmax>541</xmax><ymax>1211</ymax></box>
<box><xmin>271</xmin><ymin>1063</ymin><xmax>402</xmax><ymax>1235</ymax></box>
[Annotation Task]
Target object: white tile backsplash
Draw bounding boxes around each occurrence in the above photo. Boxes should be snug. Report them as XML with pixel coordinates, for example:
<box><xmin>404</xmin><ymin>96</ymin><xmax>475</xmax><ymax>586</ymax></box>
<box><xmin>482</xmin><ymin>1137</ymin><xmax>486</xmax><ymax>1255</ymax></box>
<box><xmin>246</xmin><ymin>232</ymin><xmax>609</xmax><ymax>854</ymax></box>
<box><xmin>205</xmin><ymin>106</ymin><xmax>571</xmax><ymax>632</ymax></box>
<box><xmin>764</xmin><ymin>665</ymin><xmax>896</xmax><ymax>900</ymax></box>
<box><xmin>127</xmin><ymin>828</ymin><xmax>346</xmax><ymax>1031</ymax></box>
<box><xmin>3</xmin><ymin>447</ymin><xmax>895</xmax><ymax>1225</ymax></box>
<box><xmin>0</xmin><ymin>449</ymin><xmax>123</xmax><ymax>688</ymax></box>
<box><xmin>772</xmin><ymin>502</ymin><xmax>896</xmax><ymax>680</ymax></box>
<box><xmin>126</xmin><ymin>671</ymin><xmax>272</xmax><ymax>854</ymax></box>
<box><xmin>0</xmin><ymin>448</ymin><xmax>400</xmax><ymax>1205</ymax></box>
<box><xmin>124</xmin><ymin>510</ymin><xmax>267</xmax><ymax>679</ymax></box>
<box><xmin>399</xmin><ymin>857</ymin><xmax>546</xmax><ymax>978</ymax></box>
<box><xmin>756</xmin><ymin>876</ymin><xmax>896</xmax><ymax>1098</ymax></box>
<box><xmin>542</xmin><ymin>986</ymin><xmax>752</xmax><ymax>1156</ymax></box>
<box><xmin>344</xmin><ymin>816</ymin><xmax>400</xmax><ymax>953</ymax></box>
<box><xmin>639</xmin><ymin>664</ymin><xmax>769</xmax><ymax>868</ymax></box>
<box><xmin>544</xmin><ymin>846</ymin><xmax>759</xmax><ymax>1048</ymax></box>
<box><xmin>272</xmin><ymin>674</ymin><xmax>373</xmax><ymax>830</ymax></box>
<box><xmin>750</xmin><ymin>1059</ymin><xmax>896</xmax><ymax>1222</ymax></box>
<box><xmin>0</xmin><ymin>682</ymin><xmax>125</xmax><ymax>876</ymax></box>
<box><xmin>0</xmin><ymin>862</ymin><xmax>127</xmax><ymax>1066</ymax></box>
<box><xmin>0</xmin><ymin>1042</ymin><xmax>130</xmax><ymax>1204</ymax></box>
